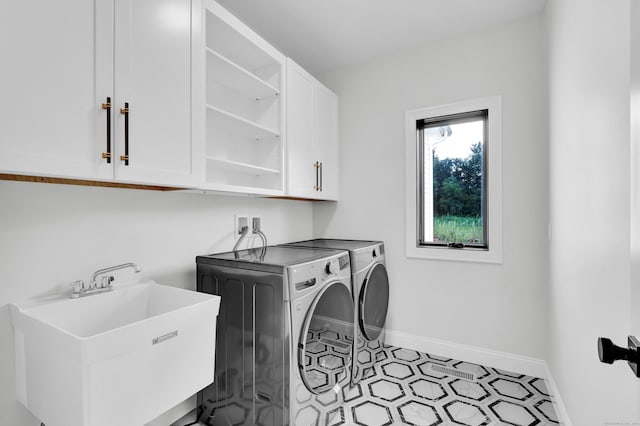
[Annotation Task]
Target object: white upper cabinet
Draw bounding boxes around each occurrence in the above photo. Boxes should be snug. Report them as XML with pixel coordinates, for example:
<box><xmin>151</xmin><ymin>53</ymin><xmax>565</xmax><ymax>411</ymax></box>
<box><xmin>201</xmin><ymin>0</ymin><xmax>285</xmax><ymax>195</ymax></box>
<box><xmin>286</xmin><ymin>61</ymin><xmax>315</xmax><ymax>199</ymax></box>
<box><xmin>0</xmin><ymin>0</ymin><xmax>113</xmax><ymax>181</ymax></box>
<box><xmin>314</xmin><ymin>83</ymin><xmax>339</xmax><ymax>201</ymax></box>
<box><xmin>112</xmin><ymin>0</ymin><xmax>201</xmax><ymax>187</ymax></box>
<box><xmin>0</xmin><ymin>0</ymin><xmax>201</xmax><ymax>187</ymax></box>
<box><xmin>1</xmin><ymin>0</ymin><xmax>338</xmax><ymax>197</ymax></box>
<box><xmin>286</xmin><ymin>59</ymin><xmax>339</xmax><ymax>201</ymax></box>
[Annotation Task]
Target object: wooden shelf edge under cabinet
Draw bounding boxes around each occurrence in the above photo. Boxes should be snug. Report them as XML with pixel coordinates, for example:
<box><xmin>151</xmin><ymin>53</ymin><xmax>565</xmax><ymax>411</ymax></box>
<box><xmin>206</xmin><ymin>48</ymin><xmax>279</xmax><ymax>100</ymax></box>
<box><xmin>206</xmin><ymin>104</ymin><xmax>280</xmax><ymax>140</ymax></box>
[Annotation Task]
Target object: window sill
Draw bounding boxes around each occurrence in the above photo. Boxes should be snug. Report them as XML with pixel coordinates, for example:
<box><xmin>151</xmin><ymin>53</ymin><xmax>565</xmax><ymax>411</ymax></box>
<box><xmin>406</xmin><ymin>243</ymin><xmax>502</xmax><ymax>264</ymax></box>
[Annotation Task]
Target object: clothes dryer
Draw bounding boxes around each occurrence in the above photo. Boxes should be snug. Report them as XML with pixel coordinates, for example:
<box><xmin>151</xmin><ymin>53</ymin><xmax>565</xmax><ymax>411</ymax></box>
<box><xmin>196</xmin><ymin>246</ymin><xmax>354</xmax><ymax>425</ymax></box>
<box><xmin>282</xmin><ymin>239</ymin><xmax>389</xmax><ymax>385</ymax></box>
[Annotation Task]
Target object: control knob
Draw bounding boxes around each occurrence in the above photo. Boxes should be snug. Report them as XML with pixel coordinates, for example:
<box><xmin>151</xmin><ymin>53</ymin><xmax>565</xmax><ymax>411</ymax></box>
<box><xmin>325</xmin><ymin>260</ymin><xmax>339</xmax><ymax>275</ymax></box>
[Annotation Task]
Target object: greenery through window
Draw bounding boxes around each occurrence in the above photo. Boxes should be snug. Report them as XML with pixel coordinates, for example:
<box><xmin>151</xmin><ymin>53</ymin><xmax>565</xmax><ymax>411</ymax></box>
<box><xmin>418</xmin><ymin>110</ymin><xmax>487</xmax><ymax>249</ymax></box>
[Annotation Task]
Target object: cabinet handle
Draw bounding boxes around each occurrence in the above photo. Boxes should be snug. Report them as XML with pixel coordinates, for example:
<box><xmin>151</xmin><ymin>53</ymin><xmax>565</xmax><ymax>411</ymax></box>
<box><xmin>101</xmin><ymin>97</ymin><xmax>112</xmax><ymax>163</ymax></box>
<box><xmin>314</xmin><ymin>161</ymin><xmax>320</xmax><ymax>191</ymax></box>
<box><xmin>319</xmin><ymin>162</ymin><xmax>323</xmax><ymax>192</ymax></box>
<box><xmin>120</xmin><ymin>102</ymin><xmax>129</xmax><ymax>165</ymax></box>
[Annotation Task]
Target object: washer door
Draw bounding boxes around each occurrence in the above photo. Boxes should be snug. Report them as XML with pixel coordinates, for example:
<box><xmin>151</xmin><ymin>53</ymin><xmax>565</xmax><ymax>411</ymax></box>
<box><xmin>360</xmin><ymin>263</ymin><xmax>390</xmax><ymax>341</ymax></box>
<box><xmin>299</xmin><ymin>280</ymin><xmax>354</xmax><ymax>394</ymax></box>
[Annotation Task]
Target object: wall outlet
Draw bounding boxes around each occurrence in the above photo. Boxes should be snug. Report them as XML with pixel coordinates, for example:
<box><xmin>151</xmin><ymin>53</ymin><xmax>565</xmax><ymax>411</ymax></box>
<box><xmin>234</xmin><ymin>214</ymin><xmax>250</xmax><ymax>239</ymax></box>
<box><xmin>251</xmin><ymin>216</ymin><xmax>262</xmax><ymax>233</ymax></box>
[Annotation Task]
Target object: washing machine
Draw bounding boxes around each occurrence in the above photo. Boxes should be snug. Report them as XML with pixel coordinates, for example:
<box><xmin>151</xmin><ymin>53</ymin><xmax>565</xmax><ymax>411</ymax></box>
<box><xmin>282</xmin><ymin>239</ymin><xmax>389</xmax><ymax>385</ymax></box>
<box><xmin>195</xmin><ymin>245</ymin><xmax>354</xmax><ymax>426</ymax></box>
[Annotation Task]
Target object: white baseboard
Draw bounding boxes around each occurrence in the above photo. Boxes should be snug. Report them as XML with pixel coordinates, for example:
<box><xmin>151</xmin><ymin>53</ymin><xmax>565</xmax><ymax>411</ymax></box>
<box><xmin>542</xmin><ymin>363</ymin><xmax>573</xmax><ymax>426</ymax></box>
<box><xmin>385</xmin><ymin>329</ymin><xmax>572</xmax><ymax>425</ymax></box>
<box><xmin>384</xmin><ymin>329</ymin><xmax>547</xmax><ymax>377</ymax></box>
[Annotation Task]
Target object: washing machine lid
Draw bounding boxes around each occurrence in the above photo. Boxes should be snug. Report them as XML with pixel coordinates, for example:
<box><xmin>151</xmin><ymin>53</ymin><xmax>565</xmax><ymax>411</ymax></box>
<box><xmin>197</xmin><ymin>246</ymin><xmax>346</xmax><ymax>272</ymax></box>
<box><xmin>284</xmin><ymin>239</ymin><xmax>382</xmax><ymax>251</ymax></box>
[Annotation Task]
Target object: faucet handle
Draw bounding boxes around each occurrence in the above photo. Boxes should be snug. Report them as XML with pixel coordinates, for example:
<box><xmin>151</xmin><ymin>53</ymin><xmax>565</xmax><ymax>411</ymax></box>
<box><xmin>70</xmin><ymin>280</ymin><xmax>85</xmax><ymax>297</ymax></box>
<box><xmin>100</xmin><ymin>275</ymin><xmax>115</xmax><ymax>288</ymax></box>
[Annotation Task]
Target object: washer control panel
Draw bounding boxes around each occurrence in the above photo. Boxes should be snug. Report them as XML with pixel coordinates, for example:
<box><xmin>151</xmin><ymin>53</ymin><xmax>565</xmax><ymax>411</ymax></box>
<box><xmin>324</xmin><ymin>255</ymin><xmax>349</xmax><ymax>276</ymax></box>
<box><xmin>287</xmin><ymin>252</ymin><xmax>350</xmax><ymax>300</ymax></box>
<box><xmin>324</xmin><ymin>254</ymin><xmax>350</xmax><ymax>276</ymax></box>
<box><xmin>325</xmin><ymin>260</ymin><xmax>339</xmax><ymax>275</ymax></box>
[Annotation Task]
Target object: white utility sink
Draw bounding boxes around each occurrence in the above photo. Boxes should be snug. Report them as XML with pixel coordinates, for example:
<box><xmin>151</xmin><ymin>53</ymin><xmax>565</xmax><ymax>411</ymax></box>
<box><xmin>10</xmin><ymin>280</ymin><xmax>221</xmax><ymax>426</ymax></box>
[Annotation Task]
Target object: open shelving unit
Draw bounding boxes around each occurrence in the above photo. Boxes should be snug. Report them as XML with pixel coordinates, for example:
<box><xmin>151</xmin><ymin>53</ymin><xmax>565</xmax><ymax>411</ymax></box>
<box><xmin>203</xmin><ymin>0</ymin><xmax>286</xmax><ymax>194</ymax></box>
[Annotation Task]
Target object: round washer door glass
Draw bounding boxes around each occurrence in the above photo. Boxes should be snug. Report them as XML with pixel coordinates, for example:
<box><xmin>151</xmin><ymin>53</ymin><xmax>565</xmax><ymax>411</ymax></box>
<box><xmin>360</xmin><ymin>263</ymin><xmax>389</xmax><ymax>341</ymax></box>
<box><xmin>299</xmin><ymin>281</ymin><xmax>354</xmax><ymax>394</ymax></box>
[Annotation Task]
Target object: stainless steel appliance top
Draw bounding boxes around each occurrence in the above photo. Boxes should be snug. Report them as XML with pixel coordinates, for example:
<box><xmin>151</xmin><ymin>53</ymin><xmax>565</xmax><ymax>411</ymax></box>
<box><xmin>196</xmin><ymin>245</ymin><xmax>347</xmax><ymax>273</ymax></box>
<box><xmin>283</xmin><ymin>238</ymin><xmax>382</xmax><ymax>250</ymax></box>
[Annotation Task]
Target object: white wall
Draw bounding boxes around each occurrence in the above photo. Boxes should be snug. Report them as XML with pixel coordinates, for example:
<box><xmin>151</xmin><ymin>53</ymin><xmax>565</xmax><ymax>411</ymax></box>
<box><xmin>0</xmin><ymin>180</ymin><xmax>313</xmax><ymax>426</ymax></box>
<box><xmin>315</xmin><ymin>15</ymin><xmax>549</xmax><ymax>360</ymax></box>
<box><xmin>632</xmin><ymin>2</ymin><xmax>640</xmax><ymax>419</ymax></box>
<box><xmin>631</xmin><ymin>0</ymin><xmax>640</xmax><ymax>369</ymax></box>
<box><xmin>547</xmin><ymin>0</ymin><xmax>639</xmax><ymax>423</ymax></box>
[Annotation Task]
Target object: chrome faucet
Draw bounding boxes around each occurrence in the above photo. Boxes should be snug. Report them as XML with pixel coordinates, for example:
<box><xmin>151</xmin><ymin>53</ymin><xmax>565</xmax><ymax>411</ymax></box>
<box><xmin>90</xmin><ymin>262</ymin><xmax>141</xmax><ymax>287</ymax></box>
<box><xmin>71</xmin><ymin>262</ymin><xmax>142</xmax><ymax>298</ymax></box>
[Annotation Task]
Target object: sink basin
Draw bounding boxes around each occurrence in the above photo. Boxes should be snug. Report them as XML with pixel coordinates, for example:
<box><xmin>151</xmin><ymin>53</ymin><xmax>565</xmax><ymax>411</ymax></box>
<box><xmin>10</xmin><ymin>280</ymin><xmax>220</xmax><ymax>426</ymax></box>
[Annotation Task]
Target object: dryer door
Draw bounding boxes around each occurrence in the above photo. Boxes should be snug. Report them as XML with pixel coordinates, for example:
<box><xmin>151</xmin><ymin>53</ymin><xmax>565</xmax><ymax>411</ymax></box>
<box><xmin>298</xmin><ymin>280</ymin><xmax>354</xmax><ymax>394</ymax></box>
<box><xmin>360</xmin><ymin>263</ymin><xmax>390</xmax><ymax>341</ymax></box>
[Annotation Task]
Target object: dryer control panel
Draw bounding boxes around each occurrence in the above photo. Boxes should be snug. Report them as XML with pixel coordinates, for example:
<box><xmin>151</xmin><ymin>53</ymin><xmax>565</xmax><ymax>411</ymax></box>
<box><xmin>351</xmin><ymin>242</ymin><xmax>385</xmax><ymax>273</ymax></box>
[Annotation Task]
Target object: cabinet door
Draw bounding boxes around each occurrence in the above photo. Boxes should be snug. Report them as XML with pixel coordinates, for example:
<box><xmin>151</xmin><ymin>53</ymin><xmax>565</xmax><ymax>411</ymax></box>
<box><xmin>113</xmin><ymin>0</ymin><xmax>200</xmax><ymax>187</ymax></box>
<box><xmin>286</xmin><ymin>59</ymin><xmax>317</xmax><ymax>198</ymax></box>
<box><xmin>0</xmin><ymin>0</ymin><xmax>114</xmax><ymax>180</ymax></box>
<box><xmin>314</xmin><ymin>84</ymin><xmax>339</xmax><ymax>201</ymax></box>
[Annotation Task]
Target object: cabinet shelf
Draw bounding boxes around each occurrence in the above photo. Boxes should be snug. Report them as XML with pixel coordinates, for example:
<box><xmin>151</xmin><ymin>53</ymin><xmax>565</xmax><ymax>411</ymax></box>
<box><xmin>200</xmin><ymin>183</ymin><xmax>284</xmax><ymax>197</ymax></box>
<box><xmin>206</xmin><ymin>156</ymin><xmax>280</xmax><ymax>176</ymax></box>
<box><xmin>203</xmin><ymin>0</ymin><xmax>285</xmax><ymax>196</ymax></box>
<box><xmin>206</xmin><ymin>48</ymin><xmax>279</xmax><ymax>100</ymax></box>
<box><xmin>206</xmin><ymin>4</ymin><xmax>280</xmax><ymax>72</ymax></box>
<box><xmin>206</xmin><ymin>104</ymin><xmax>280</xmax><ymax>140</ymax></box>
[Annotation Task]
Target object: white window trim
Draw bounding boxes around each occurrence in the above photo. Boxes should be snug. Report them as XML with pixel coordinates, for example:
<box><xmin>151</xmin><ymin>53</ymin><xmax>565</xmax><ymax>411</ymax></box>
<box><xmin>405</xmin><ymin>96</ymin><xmax>503</xmax><ymax>264</ymax></box>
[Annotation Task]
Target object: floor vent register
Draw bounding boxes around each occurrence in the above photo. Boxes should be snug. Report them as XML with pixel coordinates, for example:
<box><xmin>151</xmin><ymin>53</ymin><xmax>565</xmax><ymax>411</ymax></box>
<box><xmin>426</xmin><ymin>362</ymin><xmax>477</xmax><ymax>382</ymax></box>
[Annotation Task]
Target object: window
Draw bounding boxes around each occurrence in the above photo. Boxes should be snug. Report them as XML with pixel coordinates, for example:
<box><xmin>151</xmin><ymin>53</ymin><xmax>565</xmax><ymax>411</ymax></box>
<box><xmin>405</xmin><ymin>97</ymin><xmax>502</xmax><ymax>263</ymax></box>
<box><xmin>419</xmin><ymin>110</ymin><xmax>487</xmax><ymax>249</ymax></box>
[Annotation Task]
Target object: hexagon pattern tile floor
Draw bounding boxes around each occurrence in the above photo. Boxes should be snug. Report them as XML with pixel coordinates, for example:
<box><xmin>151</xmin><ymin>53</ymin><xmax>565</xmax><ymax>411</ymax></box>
<box><xmin>175</xmin><ymin>344</ymin><xmax>559</xmax><ymax>426</ymax></box>
<box><xmin>333</xmin><ymin>345</ymin><xmax>559</xmax><ymax>426</ymax></box>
